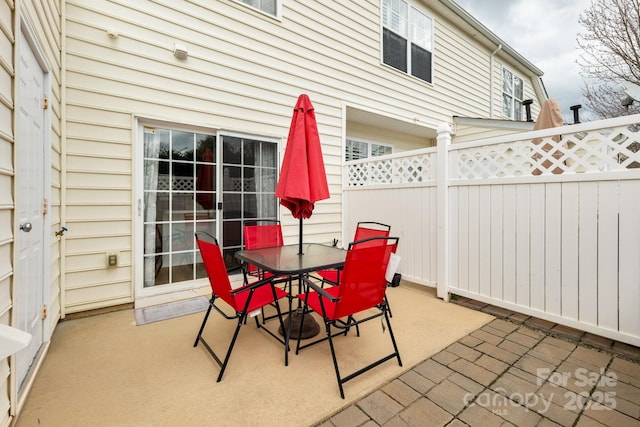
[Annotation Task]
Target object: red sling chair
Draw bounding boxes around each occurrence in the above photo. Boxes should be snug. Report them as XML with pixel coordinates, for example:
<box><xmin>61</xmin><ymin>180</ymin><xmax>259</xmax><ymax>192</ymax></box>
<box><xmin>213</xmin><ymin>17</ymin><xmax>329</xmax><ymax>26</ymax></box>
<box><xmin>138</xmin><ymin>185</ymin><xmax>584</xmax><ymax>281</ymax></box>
<box><xmin>316</xmin><ymin>221</ymin><xmax>395</xmax><ymax>316</ymax></box>
<box><xmin>242</xmin><ymin>221</ymin><xmax>293</xmax><ymax>323</ymax></box>
<box><xmin>242</xmin><ymin>221</ymin><xmax>284</xmax><ymax>280</ymax></box>
<box><xmin>295</xmin><ymin>236</ymin><xmax>402</xmax><ymax>398</ymax></box>
<box><xmin>194</xmin><ymin>232</ymin><xmax>288</xmax><ymax>382</ymax></box>
<box><xmin>315</xmin><ymin>221</ymin><xmax>391</xmax><ymax>285</ymax></box>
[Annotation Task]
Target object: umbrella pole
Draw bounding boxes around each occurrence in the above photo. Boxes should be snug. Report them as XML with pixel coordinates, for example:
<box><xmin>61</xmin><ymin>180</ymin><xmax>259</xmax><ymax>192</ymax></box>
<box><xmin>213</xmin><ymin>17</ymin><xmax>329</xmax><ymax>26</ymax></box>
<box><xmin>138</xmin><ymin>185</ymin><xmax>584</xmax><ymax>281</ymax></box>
<box><xmin>281</xmin><ymin>218</ymin><xmax>322</xmax><ymax>340</ymax></box>
<box><xmin>298</xmin><ymin>217</ymin><xmax>303</xmax><ymax>255</ymax></box>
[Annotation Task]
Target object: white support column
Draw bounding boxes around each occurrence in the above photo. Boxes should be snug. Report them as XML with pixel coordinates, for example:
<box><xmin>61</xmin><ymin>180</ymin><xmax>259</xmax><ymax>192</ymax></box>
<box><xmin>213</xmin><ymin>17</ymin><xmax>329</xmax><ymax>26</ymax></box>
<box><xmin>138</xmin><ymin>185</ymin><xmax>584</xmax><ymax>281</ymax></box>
<box><xmin>436</xmin><ymin>123</ymin><xmax>451</xmax><ymax>300</ymax></box>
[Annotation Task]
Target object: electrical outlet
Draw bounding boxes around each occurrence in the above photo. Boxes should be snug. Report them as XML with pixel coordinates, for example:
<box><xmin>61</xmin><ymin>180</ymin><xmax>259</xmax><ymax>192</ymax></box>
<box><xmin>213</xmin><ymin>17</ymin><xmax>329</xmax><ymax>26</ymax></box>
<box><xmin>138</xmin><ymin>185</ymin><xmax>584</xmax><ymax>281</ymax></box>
<box><xmin>108</xmin><ymin>253</ymin><xmax>118</xmax><ymax>267</ymax></box>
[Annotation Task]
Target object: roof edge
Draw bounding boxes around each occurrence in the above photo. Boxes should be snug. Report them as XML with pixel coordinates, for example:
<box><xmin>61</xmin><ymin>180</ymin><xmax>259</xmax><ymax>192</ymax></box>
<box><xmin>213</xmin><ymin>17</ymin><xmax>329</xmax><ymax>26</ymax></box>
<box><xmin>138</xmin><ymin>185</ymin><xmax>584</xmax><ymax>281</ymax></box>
<box><xmin>439</xmin><ymin>0</ymin><xmax>544</xmax><ymax>77</ymax></box>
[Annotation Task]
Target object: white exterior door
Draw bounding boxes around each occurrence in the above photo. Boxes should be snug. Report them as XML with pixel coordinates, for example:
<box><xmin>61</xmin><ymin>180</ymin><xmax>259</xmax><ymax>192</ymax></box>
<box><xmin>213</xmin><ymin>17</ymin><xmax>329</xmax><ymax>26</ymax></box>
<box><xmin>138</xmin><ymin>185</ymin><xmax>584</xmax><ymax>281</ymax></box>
<box><xmin>15</xmin><ymin>30</ymin><xmax>46</xmax><ymax>390</ymax></box>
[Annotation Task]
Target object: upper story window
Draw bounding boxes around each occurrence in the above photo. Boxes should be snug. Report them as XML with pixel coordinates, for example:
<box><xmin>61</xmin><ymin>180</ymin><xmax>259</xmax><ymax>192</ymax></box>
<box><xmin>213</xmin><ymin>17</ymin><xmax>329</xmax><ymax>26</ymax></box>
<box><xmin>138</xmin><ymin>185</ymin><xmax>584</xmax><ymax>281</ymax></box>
<box><xmin>382</xmin><ymin>0</ymin><xmax>433</xmax><ymax>84</ymax></box>
<box><xmin>238</xmin><ymin>0</ymin><xmax>279</xmax><ymax>18</ymax></box>
<box><xmin>502</xmin><ymin>67</ymin><xmax>524</xmax><ymax>120</ymax></box>
<box><xmin>346</xmin><ymin>138</ymin><xmax>393</xmax><ymax>161</ymax></box>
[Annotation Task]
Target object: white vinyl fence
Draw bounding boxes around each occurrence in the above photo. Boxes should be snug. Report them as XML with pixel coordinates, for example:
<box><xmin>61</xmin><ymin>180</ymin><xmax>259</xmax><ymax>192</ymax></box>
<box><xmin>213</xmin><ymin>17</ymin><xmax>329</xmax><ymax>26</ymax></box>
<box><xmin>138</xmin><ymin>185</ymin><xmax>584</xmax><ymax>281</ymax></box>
<box><xmin>344</xmin><ymin>114</ymin><xmax>640</xmax><ymax>346</ymax></box>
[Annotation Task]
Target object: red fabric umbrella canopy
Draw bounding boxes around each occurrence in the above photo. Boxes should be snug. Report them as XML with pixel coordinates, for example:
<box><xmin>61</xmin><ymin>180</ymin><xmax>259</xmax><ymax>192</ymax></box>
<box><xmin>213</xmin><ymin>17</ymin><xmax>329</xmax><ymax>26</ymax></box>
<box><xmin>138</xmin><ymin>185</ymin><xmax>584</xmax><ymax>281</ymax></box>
<box><xmin>276</xmin><ymin>94</ymin><xmax>330</xmax><ymax>219</ymax></box>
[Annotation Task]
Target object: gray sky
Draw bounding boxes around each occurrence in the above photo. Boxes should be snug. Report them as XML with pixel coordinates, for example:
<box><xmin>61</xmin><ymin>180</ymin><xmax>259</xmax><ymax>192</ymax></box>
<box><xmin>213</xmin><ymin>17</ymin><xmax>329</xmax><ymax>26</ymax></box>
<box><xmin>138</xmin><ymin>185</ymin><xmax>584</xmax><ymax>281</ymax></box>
<box><xmin>455</xmin><ymin>0</ymin><xmax>591</xmax><ymax>122</ymax></box>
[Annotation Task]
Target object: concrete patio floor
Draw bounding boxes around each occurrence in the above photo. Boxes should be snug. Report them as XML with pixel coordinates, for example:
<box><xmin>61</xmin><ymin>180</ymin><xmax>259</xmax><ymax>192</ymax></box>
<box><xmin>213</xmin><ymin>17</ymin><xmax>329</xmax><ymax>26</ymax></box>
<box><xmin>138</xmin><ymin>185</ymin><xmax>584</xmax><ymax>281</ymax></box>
<box><xmin>15</xmin><ymin>283</ymin><xmax>492</xmax><ymax>427</ymax></box>
<box><xmin>14</xmin><ymin>283</ymin><xmax>640</xmax><ymax>427</ymax></box>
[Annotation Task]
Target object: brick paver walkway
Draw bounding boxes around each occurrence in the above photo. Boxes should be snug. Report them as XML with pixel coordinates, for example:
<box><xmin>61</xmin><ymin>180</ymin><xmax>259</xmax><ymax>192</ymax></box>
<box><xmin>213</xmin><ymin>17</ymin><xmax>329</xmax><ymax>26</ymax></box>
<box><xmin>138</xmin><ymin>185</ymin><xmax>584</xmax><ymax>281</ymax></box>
<box><xmin>315</xmin><ymin>318</ymin><xmax>640</xmax><ymax>427</ymax></box>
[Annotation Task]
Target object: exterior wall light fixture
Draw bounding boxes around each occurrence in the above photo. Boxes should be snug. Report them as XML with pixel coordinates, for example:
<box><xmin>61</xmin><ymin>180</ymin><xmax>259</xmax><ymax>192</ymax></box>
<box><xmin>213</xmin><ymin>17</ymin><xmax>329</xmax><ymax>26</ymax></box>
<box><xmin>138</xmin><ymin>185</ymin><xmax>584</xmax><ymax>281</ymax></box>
<box><xmin>173</xmin><ymin>43</ymin><xmax>189</xmax><ymax>59</ymax></box>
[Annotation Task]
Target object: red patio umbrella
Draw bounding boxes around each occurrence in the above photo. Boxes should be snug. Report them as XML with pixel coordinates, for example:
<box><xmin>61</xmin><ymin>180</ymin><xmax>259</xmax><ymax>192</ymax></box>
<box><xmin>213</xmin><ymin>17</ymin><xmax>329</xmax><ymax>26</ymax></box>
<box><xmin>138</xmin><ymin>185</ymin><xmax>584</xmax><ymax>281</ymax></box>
<box><xmin>276</xmin><ymin>94</ymin><xmax>330</xmax><ymax>254</ymax></box>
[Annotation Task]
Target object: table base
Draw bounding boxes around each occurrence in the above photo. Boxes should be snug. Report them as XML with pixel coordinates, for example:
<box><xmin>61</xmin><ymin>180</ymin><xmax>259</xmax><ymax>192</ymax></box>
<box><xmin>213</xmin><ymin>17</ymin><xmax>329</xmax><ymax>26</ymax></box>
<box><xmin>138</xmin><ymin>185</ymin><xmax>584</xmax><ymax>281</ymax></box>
<box><xmin>278</xmin><ymin>308</ymin><xmax>320</xmax><ymax>339</ymax></box>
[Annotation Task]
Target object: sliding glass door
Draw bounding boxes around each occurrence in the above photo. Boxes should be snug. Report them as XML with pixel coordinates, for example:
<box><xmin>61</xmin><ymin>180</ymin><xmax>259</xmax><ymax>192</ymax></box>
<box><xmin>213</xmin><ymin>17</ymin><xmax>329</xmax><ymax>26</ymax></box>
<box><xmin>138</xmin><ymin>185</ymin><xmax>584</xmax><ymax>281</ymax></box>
<box><xmin>141</xmin><ymin>125</ymin><xmax>278</xmax><ymax>289</ymax></box>
<box><xmin>219</xmin><ymin>133</ymin><xmax>279</xmax><ymax>267</ymax></box>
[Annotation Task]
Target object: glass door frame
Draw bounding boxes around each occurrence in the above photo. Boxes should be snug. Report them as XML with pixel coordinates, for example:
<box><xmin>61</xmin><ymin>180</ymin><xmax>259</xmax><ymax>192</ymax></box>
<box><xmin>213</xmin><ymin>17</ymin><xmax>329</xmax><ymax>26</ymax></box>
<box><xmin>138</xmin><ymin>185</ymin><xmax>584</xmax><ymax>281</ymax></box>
<box><xmin>134</xmin><ymin>119</ymin><xmax>218</xmax><ymax>302</ymax></box>
<box><xmin>217</xmin><ymin>130</ymin><xmax>281</xmax><ymax>271</ymax></box>
<box><xmin>133</xmin><ymin>119</ymin><xmax>281</xmax><ymax>304</ymax></box>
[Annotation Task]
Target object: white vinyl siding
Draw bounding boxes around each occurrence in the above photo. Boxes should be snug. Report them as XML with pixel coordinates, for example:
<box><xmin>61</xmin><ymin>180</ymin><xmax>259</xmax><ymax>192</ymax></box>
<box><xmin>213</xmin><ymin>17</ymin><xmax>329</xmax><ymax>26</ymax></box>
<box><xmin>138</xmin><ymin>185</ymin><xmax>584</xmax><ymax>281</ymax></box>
<box><xmin>452</xmin><ymin>125</ymin><xmax>532</xmax><ymax>143</ymax></box>
<box><xmin>1</xmin><ymin>0</ymin><xmax>62</xmax><ymax>424</ymax></box>
<box><xmin>0</xmin><ymin>4</ymin><xmax>15</xmax><ymax>393</ymax></box>
<box><xmin>347</xmin><ymin>121</ymin><xmax>434</xmax><ymax>152</ymax></box>
<box><xmin>0</xmin><ymin>0</ymin><xmax>12</xmax><ymax>404</ymax></box>
<box><xmin>60</xmin><ymin>0</ymin><xmax>544</xmax><ymax>311</ymax></box>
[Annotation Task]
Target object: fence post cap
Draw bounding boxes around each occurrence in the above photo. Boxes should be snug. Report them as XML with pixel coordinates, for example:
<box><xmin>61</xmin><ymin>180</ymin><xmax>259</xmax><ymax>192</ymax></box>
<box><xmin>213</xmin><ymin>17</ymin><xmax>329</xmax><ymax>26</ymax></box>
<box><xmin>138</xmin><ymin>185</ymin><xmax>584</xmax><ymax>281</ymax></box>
<box><xmin>437</xmin><ymin>122</ymin><xmax>452</xmax><ymax>134</ymax></box>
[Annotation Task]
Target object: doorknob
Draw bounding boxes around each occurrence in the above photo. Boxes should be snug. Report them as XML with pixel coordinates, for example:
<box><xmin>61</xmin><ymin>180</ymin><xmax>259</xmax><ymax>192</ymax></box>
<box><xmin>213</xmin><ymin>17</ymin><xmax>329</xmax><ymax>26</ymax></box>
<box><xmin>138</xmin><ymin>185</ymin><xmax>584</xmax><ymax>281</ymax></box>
<box><xmin>20</xmin><ymin>223</ymin><xmax>32</xmax><ymax>232</ymax></box>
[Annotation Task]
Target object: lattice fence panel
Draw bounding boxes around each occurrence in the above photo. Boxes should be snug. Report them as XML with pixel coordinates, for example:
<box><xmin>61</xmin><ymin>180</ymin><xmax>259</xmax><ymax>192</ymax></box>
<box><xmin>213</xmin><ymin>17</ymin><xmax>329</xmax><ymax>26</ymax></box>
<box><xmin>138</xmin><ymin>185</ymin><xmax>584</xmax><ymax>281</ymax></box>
<box><xmin>157</xmin><ymin>175</ymin><xmax>195</xmax><ymax>191</ymax></box>
<box><xmin>347</xmin><ymin>152</ymin><xmax>434</xmax><ymax>186</ymax></box>
<box><xmin>157</xmin><ymin>176</ymin><xmax>265</xmax><ymax>192</ymax></box>
<box><xmin>453</xmin><ymin>123</ymin><xmax>640</xmax><ymax>180</ymax></box>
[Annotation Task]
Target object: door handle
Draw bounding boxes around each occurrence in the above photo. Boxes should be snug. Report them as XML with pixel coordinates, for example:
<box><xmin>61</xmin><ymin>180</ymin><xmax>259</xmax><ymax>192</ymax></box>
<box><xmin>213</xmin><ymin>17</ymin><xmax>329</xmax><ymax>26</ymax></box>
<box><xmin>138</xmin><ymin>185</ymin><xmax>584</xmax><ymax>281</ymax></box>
<box><xmin>20</xmin><ymin>222</ymin><xmax>32</xmax><ymax>232</ymax></box>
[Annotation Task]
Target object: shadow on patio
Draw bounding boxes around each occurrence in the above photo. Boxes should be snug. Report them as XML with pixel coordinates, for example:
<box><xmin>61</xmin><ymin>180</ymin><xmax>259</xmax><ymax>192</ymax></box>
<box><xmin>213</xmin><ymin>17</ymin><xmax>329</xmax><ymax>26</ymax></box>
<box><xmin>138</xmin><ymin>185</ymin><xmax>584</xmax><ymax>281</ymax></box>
<box><xmin>15</xmin><ymin>283</ymin><xmax>492</xmax><ymax>427</ymax></box>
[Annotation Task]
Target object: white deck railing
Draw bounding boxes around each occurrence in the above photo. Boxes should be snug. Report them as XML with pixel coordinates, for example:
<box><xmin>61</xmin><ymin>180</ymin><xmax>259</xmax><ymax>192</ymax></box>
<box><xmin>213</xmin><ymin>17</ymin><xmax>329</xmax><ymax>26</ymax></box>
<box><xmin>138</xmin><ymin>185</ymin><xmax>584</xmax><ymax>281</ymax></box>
<box><xmin>344</xmin><ymin>114</ymin><xmax>640</xmax><ymax>347</ymax></box>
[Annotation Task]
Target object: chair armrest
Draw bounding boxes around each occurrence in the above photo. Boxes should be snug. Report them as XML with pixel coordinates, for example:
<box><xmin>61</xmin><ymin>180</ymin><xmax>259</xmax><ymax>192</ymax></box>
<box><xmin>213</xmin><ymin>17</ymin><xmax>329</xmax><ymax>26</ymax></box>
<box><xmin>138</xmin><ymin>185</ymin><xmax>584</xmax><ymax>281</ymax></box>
<box><xmin>302</xmin><ymin>276</ymin><xmax>339</xmax><ymax>302</ymax></box>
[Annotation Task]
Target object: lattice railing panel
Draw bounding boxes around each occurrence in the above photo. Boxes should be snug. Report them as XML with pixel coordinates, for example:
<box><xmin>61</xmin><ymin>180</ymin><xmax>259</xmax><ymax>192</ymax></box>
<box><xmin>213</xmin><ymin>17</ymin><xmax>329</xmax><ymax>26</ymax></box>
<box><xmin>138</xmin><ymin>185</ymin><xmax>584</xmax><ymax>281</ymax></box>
<box><xmin>453</xmin><ymin>122</ymin><xmax>640</xmax><ymax>180</ymax></box>
<box><xmin>156</xmin><ymin>175</ymin><xmax>266</xmax><ymax>192</ymax></box>
<box><xmin>455</xmin><ymin>140</ymin><xmax>534</xmax><ymax>179</ymax></box>
<box><xmin>346</xmin><ymin>152</ymin><xmax>435</xmax><ymax>186</ymax></box>
<box><xmin>157</xmin><ymin>175</ymin><xmax>195</xmax><ymax>191</ymax></box>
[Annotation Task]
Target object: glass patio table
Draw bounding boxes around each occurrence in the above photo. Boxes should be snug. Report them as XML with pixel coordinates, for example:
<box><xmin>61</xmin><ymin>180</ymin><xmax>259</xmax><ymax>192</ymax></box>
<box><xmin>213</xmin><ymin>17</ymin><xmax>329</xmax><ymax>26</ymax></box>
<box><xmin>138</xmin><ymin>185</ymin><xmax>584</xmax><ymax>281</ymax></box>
<box><xmin>235</xmin><ymin>243</ymin><xmax>346</xmax><ymax>351</ymax></box>
<box><xmin>235</xmin><ymin>243</ymin><xmax>346</xmax><ymax>277</ymax></box>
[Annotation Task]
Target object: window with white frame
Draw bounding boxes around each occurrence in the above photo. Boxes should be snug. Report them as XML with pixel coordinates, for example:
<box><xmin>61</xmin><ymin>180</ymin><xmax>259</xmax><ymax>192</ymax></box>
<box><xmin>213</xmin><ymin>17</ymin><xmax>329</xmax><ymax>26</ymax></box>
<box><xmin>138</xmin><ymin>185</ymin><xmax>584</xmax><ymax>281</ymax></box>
<box><xmin>382</xmin><ymin>0</ymin><xmax>433</xmax><ymax>83</ymax></box>
<box><xmin>346</xmin><ymin>138</ymin><xmax>393</xmax><ymax>161</ymax></box>
<box><xmin>502</xmin><ymin>67</ymin><xmax>524</xmax><ymax>120</ymax></box>
<box><xmin>238</xmin><ymin>0</ymin><xmax>279</xmax><ymax>17</ymax></box>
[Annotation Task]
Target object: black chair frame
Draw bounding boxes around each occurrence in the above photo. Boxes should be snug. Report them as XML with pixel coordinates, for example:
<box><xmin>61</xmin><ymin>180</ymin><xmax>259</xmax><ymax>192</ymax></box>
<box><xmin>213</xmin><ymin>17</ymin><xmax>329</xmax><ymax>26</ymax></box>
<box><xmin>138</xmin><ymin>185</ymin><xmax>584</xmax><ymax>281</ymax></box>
<box><xmin>194</xmin><ymin>234</ymin><xmax>288</xmax><ymax>382</ymax></box>
<box><xmin>296</xmin><ymin>277</ymin><xmax>401</xmax><ymax>398</ymax></box>
<box><xmin>242</xmin><ymin>220</ymin><xmax>294</xmax><ymax>324</ymax></box>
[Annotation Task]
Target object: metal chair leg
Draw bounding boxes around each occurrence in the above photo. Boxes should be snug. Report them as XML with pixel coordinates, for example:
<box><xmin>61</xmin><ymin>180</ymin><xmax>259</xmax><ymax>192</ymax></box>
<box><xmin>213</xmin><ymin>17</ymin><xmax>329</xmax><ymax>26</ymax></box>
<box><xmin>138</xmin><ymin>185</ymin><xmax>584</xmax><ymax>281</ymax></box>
<box><xmin>216</xmin><ymin>314</ymin><xmax>246</xmax><ymax>382</ymax></box>
<box><xmin>325</xmin><ymin>321</ymin><xmax>345</xmax><ymax>399</ymax></box>
<box><xmin>384</xmin><ymin>307</ymin><xmax>403</xmax><ymax>367</ymax></box>
<box><xmin>194</xmin><ymin>300</ymin><xmax>214</xmax><ymax>347</ymax></box>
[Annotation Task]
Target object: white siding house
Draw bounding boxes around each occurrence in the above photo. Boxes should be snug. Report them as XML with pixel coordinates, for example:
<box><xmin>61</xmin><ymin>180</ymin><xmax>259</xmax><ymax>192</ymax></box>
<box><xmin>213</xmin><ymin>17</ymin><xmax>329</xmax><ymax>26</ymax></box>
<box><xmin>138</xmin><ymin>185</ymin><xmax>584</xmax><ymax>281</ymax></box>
<box><xmin>1</xmin><ymin>1</ymin><xmax>62</xmax><ymax>424</ymax></box>
<box><xmin>1</xmin><ymin>1</ymin><xmax>547</xmax><ymax>423</ymax></box>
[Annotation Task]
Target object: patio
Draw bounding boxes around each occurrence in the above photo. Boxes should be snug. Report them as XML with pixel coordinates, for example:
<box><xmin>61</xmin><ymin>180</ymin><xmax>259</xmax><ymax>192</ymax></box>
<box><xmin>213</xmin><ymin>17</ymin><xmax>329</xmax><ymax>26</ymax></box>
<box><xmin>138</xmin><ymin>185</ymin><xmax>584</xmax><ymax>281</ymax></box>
<box><xmin>9</xmin><ymin>114</ymin><xmax>640</xmax><ymax>427</ymax></box>
<box><xmin>14</xmin><ymin>282</ymin><xmax>493</xmax><ymax>426</ymax></box>
<box><xmin>14</xmin><ymin>283</ymin><xmax>640</xmax><ymax>427</ymax></box>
